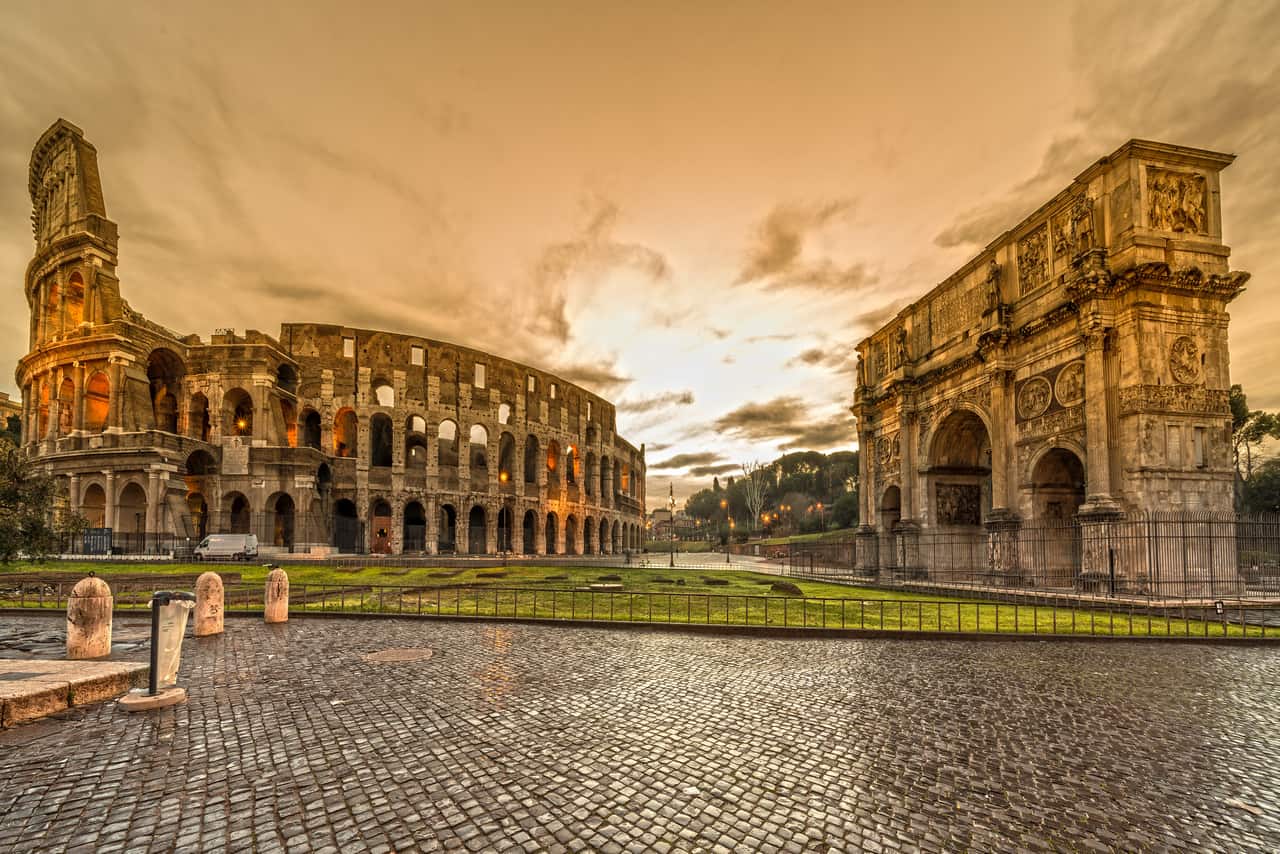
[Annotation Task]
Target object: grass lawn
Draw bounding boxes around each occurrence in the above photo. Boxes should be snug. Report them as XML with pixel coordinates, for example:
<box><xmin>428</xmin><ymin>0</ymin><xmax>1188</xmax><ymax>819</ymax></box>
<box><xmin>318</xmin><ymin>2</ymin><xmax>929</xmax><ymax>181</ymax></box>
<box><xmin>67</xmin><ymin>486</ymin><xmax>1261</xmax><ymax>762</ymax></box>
<box><xmin>1</xmin><ymin>561</ymin><xmax>1267</xmax><ymax>638</ymax></box>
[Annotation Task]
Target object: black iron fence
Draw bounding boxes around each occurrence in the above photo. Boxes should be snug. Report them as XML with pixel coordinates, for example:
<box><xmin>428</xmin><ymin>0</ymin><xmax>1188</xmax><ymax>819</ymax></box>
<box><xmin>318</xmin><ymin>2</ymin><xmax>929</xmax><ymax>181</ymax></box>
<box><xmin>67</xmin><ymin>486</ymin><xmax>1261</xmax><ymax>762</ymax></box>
<box><xmin>1</xmin><ymin>578</ymin><xmax>1275</xmax><ymax>638</ymax></box>
<box><xmin>787</xmin><ymin>512</ymin><xmax>1280</xmax><ymax>601</ymax></box>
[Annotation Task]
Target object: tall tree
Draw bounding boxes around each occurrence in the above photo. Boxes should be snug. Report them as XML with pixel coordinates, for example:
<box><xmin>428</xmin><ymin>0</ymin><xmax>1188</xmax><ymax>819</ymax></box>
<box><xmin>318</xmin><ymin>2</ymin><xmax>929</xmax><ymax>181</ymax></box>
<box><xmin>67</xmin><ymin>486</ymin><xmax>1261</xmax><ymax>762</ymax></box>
<box><xmin>1230</xmin><ymin>385</ymin><xmax>1280</xmax><ymax>505</ymax></box>
<box><xmin>740</xmin><ymin>460</ymin><xmax>769</xmax><ymax>534</ymax></box>
<box><xmin>0</xmin><ymin>437</ymin><xmax>84</xmax><ymax>562</ymax></box>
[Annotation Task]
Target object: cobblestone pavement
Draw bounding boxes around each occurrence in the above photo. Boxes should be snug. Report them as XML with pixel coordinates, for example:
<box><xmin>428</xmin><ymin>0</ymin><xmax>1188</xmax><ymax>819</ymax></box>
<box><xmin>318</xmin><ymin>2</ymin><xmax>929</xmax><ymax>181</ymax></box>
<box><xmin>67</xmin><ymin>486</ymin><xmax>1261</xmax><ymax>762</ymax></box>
<box><xmin>1</xmin><ymin>615</ymin><xmax>1277</xmax><ymax>853</ymax></box>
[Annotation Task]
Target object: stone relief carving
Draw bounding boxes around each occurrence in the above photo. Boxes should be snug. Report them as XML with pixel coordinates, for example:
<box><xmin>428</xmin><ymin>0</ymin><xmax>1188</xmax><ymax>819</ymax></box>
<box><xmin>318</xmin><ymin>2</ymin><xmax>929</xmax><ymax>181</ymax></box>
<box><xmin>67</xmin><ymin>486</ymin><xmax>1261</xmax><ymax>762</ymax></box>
<box><xmin>1117</xmin><ymin>385</ymin><xmax>1228</xmax><ymax>416</ymax></box>
<box><xmin>891</xmin><ymin>326</ymin><xmax>909</xmax><ymax>369</ymax></box>
<box><xmin>930</xmin><ymin>280</ymin><xmax>982</xmax><ymax>342</ymax></box>
<box><xmin>936</xmin><ymin>483</ymin><xmax>982</xmax><ymax>526</ymax></box>
<box><xmin>1017</xmin><ymin>404</ymin><xmax>1084</xmax><ymax>441</ymax></box>
<box><xmin>1017</xmin><ymin>225</ymin><xmax>1049</xmax><ymax>294</ymax></box>
<box><xmin>1111</xmin><ymin>181</ymin><xmax>1132</xmax><ymax>232</ymax></box>
<box><xmin>1016</xmin><ymin>376</ymin><xmax>1052</xmax><ymax>420</ymax></box>
<box><xmin>1052</xmin><ymin>195</ymin><xmax>1096</xmax><ymax>259</ymax></box>
<box><xmin>1054</xmin><ymin>361</ymin><xmax>1085</xmax><ymax>407</ymax></box>
<box><xmin>1169</xmin><ymin>336</ymin><xmax>1200</xmax><ymax>385</ymax></box>
<box><xmin>985</xmin><ymin>260</ymin><xmax>1002</xmax><ymax>314</ymax></box>
<box><xmin>1147</xmin><ymin>169</ymin><xmax>1207</xmax><ymax>234</ymax></box>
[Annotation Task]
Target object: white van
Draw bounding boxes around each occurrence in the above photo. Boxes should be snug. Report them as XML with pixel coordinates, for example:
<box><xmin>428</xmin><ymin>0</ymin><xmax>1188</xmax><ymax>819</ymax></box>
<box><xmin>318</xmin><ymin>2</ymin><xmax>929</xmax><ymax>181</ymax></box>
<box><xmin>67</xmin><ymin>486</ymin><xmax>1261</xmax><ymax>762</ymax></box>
<box><xmin>194</xmin><ymin>533</ymin><xmax>259</xmax><ymax>560</ymax></box>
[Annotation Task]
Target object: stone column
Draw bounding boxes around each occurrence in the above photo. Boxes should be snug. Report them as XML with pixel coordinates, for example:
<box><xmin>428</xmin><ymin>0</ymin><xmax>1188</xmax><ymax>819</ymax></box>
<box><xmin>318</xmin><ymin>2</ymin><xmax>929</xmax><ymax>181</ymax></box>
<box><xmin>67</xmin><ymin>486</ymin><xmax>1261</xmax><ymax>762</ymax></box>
<box><xmin>425</xmin><ymin>497</ymin><xmax>439</xmax><ymax>555</ymax></box>
<box><xmin>108</xmin><ymin>361</ymin><xmax>125</xmax><ymax>431</ymax></box>
<box><xmin>486</xmin><ymin>504</ymin><xmax>498</xmax><ymax>554</ymax></box>
<box><xmin>512</xmin><ymin>508</ymin><xmax>525</xmax><ymax>554</ymax></box>
<box><xmin>898</xmin><ymin>407</ymin><xmax>916</xmax><ymax>520</ymax></box>
<box><xmin>894</xmin><ymin>520</ymin><xmax>921</xmax><ymax>579</ymax></box>
<box><xmin>1080</xmin><ymin>328</ymin><xmax>1119</xmax><ymax>513</ymax></box>
<box><xmin>145</xmin><ymin>470</ymin><xmax>161</xmax><ymax>534</ymax></box>
<box><xmin>988</xmin><ymin>369</ymin><xmax>1013</xmax><ymax>513</ymax></box>
<box><xmin>534</xmin><ymin>511</ymin><xmax>547</xmax><ymax>554</ymax></box>
<box><xmin>391</xmin><ymin>499</ymin><xmax>404</xmax><ymax>555</ymax></box>
<box><xmin>69</xmin><ymin>473</ymin><xmax>81</xmax><ymax>513</ymax></box>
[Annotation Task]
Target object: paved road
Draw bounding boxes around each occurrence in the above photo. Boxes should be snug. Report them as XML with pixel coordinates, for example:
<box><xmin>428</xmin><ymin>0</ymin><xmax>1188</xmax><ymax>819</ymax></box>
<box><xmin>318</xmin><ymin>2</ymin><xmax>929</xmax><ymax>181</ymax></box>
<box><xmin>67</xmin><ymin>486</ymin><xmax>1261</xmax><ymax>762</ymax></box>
<box><xmin>1</xmin><ymin>615</ymin><xmax>1277</xmax><ymax>853</ymax></box>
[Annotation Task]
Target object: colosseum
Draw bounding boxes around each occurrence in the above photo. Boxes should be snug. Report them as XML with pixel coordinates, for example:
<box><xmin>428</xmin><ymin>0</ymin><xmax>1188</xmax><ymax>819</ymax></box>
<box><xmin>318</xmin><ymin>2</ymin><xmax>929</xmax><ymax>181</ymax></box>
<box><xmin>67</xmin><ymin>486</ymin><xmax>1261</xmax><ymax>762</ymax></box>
<box><xmin>14</xmin><ymin>119</ymin><xmax>648</xmax><ymax>557</ymax></box>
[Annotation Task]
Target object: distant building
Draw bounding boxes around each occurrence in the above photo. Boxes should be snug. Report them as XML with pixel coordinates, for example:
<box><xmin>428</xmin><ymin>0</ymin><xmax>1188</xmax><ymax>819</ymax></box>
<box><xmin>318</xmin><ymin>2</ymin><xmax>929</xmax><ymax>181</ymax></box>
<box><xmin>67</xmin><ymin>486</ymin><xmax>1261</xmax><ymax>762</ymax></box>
<box><xmin>0</xmin><ymin>391</ymin><xmax>20</xmax><ymax>426</ymax></box>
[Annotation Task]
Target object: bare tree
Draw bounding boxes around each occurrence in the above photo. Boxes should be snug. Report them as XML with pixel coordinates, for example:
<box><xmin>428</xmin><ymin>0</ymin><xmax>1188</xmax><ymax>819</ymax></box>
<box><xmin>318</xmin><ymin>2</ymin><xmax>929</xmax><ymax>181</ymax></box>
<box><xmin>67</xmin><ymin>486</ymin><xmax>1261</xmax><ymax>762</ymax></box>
<box><xmin>741</xmin><ymin>460</ymin><xmax>770</xmax><ymax>534</ymax></box>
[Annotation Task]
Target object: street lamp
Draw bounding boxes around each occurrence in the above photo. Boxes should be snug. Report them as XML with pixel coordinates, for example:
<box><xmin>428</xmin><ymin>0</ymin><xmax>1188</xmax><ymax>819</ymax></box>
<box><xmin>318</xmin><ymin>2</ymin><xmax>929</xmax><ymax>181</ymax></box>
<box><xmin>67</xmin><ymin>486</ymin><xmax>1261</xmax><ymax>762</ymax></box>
<box><xmin>721</xmin><ymin>498</ymin><xmax>730</xmax><ymax>564</ymax></box>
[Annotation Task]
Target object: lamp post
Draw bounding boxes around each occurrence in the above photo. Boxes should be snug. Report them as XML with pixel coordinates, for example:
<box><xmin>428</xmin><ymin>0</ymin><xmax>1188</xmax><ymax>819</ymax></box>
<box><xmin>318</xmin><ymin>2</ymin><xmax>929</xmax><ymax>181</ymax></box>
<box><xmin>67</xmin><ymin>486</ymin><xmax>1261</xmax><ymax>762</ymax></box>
<box><xmin>668</xmin><ymin>482</ymin><xmax>676</xmax><ymax>568</ymax></box>
<box><xmin>721</xmin><ymin>498</ymin><xmax>730</xmax><ymax>564</ymax></box>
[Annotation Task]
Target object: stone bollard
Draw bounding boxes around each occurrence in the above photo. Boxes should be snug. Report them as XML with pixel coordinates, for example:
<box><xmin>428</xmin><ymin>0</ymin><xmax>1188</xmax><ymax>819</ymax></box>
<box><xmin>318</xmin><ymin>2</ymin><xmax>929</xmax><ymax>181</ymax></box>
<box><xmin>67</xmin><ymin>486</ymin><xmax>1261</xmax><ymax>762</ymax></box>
<box><xmin>194</xmin><ymin>572</ymin><xmax>225</xmax><ymax>637</ymax></box>
<box><xmin>66</xmin><ymin>576</ymin><xmax>113</xmax><ymax>659</ymax></box>
<box><xmin>264</xmin><ymin>567</ymin><xmax>289</xmax><ymax>624</ymax></box>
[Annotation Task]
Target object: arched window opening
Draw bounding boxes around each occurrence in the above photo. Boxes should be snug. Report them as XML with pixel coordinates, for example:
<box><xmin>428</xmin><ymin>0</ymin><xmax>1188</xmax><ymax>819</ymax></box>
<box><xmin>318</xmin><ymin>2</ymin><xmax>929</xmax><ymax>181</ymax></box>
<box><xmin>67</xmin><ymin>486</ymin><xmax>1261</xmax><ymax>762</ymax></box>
<box><xmin>57</xmin><ymin>378</ymin><xmax>74</xmax><ymax>435</ymax></box>
<box><xmin>373</xmin><ymin>381</ymin><xmax>394</xmax><ymax>408</ymax></box>
<box><xmin>186</xmin><ymin>450</ymin><xmax>217</xmax><ymax>476</ymax></box>
<box><xmin>438</xmin><ymin>504</ymin><xmax>458</xmax><ymax>553</ymax></box>
<box><xmin>223</xmin><ymin>388</ymin><xmax>254</xmax><ymax>438</ymax></box>
<box><xmin>371</xmin><ymin>499</ymin><xmax>393</xmax><ymax>553</ymax></box>
<box><xmin>565</xmin><ymin>514</ymin><xmax>578</xmax><ymax>555</ymax></box>
<box><xmin>65</xmin><ymin>272</ymin><xmax>85</xmax><ymax>328</ymax></box>
<box><xmin>81</xmin><ymin>483</ymin><xmax>106</xmax><ymax>528</ymax></box>
<box><xmin>403</xmin><ymin>501</ymin><xmax>427</xmax><ymax>552</ymax></box>
<box><xmin>333</xmin><ymin>499</ymin><xmax>360</xmax><ymax>553</ymax></box>
<box><xmin>370</xmin><ymin>413</ymin><xmax>393</xmax><ymax>467</ymax></box>
<box><xmin>224</xmin><ymin>492</ymin><xmax>251</xmax><ymax>535</ymax></box>
<box><xmin>276</xmin><ymin>363</ymin><xmax>298</xmax><ymax>395</ymax></box>
<box><xmin>565</xmin><ymin>446</ymin><xmax>577</xmax><ymax>485</ymax></box>
<box><xmin>117</xmin><ymin>483</ymin><xmax>148</xmax><ymax>535</ymax></box>
<box><xmin>301</xmin><ymin>409</ymin><xmax>322</xmax><ymax>449</ymax></box>
<box><xmin>438</xmin><ymin>420</ymin><xmax>459</xmax><ymax>468</ymax></box>
<box><xmin>523</xmin><ymin>510</ymin><xmax>537</xmax><ymax>555</ymax></box>
<box><xmin>272</xmin><ymin>493</ymin><xmax>295</xmax><ymax>549</ymax></box>
<box><xmin>545</xmin><ymin>512</ymin><xmax>558</xmax><ymax>555</ymax></box>
<box><xmin>280</xmin><ymin>399</ymin><xmax>297</xmax><ymax>447</ymax></box>
<box><xmin>524</xmin><ymin>436</ymin><xmax>539</xmax><ymax>483</ymax></box>
<box><xmin>334</xmin><ymin>409</ymin><xmax>358</xmax><ymax>458</ymax></box>
<box><xmin>497</xmin><ymin>506</ymin><xmax>513</xmax><ymax>552</ymax></box>
<box><xmin>148</xmin><ymin>349</ymin><xmax>185</xmax><ymax>434</ymax></box>
<box><xmin>84</xmin><ymin>372</ymin><xmax>110</xmax><ymax>433</ymax></box>
<box><xmin>498</xmin><ymin>402</ymin><xmax>512</xmax><ymax>425</ymax></box>
<box><xmin>547</xmin><ymin>440</ymin><xmax>560</xmax><ymax>482</ymax></box>
<box><xmin>188</xmin><ymin>392</ymin><xmax>210</xmax><ymax>442</ymax></box>
<box><xmin>498</xmin><ymin>433</ymin><xmax>516</xmax><ymax>484</ymax></box>
<box><xmin>407</xmin><ymin>414</ymin><xmax>427</xmax><ymax>434</ymax></box>
<box><xmin>469</xmin><ymin>424</ymin><xmax>488</xmax><ymax>470</ymax></box>
<box><xmin>468</xmin><ymin>505</ymin><xmax>487</xmax><ymax>554</ymax></box>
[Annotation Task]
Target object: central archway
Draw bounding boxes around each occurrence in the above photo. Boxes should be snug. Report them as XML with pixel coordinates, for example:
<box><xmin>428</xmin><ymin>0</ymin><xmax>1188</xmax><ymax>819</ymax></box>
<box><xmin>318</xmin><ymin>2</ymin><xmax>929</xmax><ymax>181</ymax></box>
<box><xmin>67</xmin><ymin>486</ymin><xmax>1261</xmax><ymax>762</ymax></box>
<box><xmin>928</xmin><ymin>410</ymin><xmax>991</xmax><ymax>528</ymax></box>
<box><xmin>1030</xmin><ymin>447</ymin><xmax>1086</xmax><ymax>587</ymax></box>
<box><xmin>468</xmin><ymin>505</ymin><xmax>487</xmax><ymax>554</ymax></box>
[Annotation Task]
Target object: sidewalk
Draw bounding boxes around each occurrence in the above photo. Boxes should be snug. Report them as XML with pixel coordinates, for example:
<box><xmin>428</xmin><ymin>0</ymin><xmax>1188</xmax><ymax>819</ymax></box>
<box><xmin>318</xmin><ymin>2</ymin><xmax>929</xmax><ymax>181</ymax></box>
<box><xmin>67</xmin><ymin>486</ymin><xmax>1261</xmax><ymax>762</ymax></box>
<box><xmin>0</xmin><ymin>659</ymin><xmax>148</xmax><ymax>728</ymax></box>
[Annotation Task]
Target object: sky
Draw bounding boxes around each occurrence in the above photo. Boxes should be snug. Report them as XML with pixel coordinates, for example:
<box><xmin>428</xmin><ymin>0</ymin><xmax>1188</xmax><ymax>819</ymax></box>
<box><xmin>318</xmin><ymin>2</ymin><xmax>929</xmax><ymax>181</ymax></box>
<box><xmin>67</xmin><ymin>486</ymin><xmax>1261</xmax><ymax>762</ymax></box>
<box><xmin>2</xmin><ymin>0</ymin><xmax>1278</xmax><ymax>510</ymax></box>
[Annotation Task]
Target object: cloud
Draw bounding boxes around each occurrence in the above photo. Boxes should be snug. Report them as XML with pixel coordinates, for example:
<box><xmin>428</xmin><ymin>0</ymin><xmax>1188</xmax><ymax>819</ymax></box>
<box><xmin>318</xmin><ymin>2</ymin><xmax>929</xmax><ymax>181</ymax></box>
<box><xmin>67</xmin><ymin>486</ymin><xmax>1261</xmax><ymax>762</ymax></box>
<box><xmin>705</xmin><ymin>326</ymin><xmax>730</xmax><ymax>340</ymax></box>
<box><xmin>689</xmin><ymin>462</ymin><xmax>739</xmax><ymax>477</ymax></box>
<box><xmin>651</xmin><ymin>451</ymin><xmax>724</xmax><ymax>470</ymax></box>
<box><xmin>734</xmin><ymin>199</ymin><xmax>876</xmax><ymax>292</ymax></box>
<box><xmin>553</xmin><ymin>360</ymin><xmax>632</xmax><ymax>395</ymax></box>
<box><xmin>707</xmin><ymin>396</ymin><xmax>853</xmax><ymax>451</ymax></box>
<box><xmin>617</xmin><ymin>390</ymin><xmax>695</xmax><ymax>414</ymax></box>
<box><xmin>785</xmin><ymin>341</ymin><xmax>859</xmax><ymax>376</ymax></box>
<box><xmin>745</xmin><ymin>333</ymin><xmax>798</xmax><ymax>344</ymax></box>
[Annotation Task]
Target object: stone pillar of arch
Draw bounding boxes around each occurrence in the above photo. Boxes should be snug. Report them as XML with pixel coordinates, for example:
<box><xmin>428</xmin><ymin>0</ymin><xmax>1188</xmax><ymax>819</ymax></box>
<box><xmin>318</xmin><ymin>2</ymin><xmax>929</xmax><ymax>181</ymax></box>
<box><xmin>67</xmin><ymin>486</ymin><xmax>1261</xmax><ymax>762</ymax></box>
<box><xmin>511</xmin><ymin>505</ymin><xmax>525</xmax><ymax>554</ymax></box>
<box><xmin>46</xmin><ymin>369</ymin><xmax>61</xmax><ymax>442</ymax></box>
<box><xmin>1079</xmin><ymin>328</ymin><xmax>1118</xmax><ymax>513</ymax></box>
<box><xmin>145</xmin><ymin>470</ymin><xmax>161</xmax><ymax>534</ymax></box>
<box><xmin>425</xmin><ymin>497</ymin><xmax>439</xmax><ymax>556</ymax></box>
<box><xmin>107</xmin><ymin>360</ymin><xmax>125</xmax><ymax>432</ymax></box>
<box><xmin>534</xmin><ymin>512</ymin><xmax>546</xmax><ymax>554</ymax></box>
<box><xmin>391</xmin><ymin>499</ymin><xmax>404</xmax><ymax>555</ymax></box>
<box><xmin>391</xmin><ymin>417</ymin><xmax>406</xmax><ymax>472</ymax></box>
<box><xmin>896</xmin><ymin>403</ymin><xmax>916</xmax><ymax>520</ymax></box>
<box><xmin>357</xmin><ymin>415</ymin><xmax>371</xmax><ymax>472</ymax></box>
<box><xmin>555</xmin><ymin>516</ymin><xmax>567</xmax><ymax>555</ymax></box>
<box><xmin>457</xmin><ymin>434</ymin><xmax>471</xmax><ymax>491</ymax></box>
<box><xmin>485</xmin><ymin>503</ymin><xmax>498</xmax><ymax>554</ymax></box>
<box><xmin>71</xmin><ymin>364</ymin><xmax>85</xmax><ymax>434</ymax></box>
<box><xmin>69</xmin><ymin>473</ymin><xmax>81</xmax><ymax>515</ymax></box>
<box><xmin>513</xmin><ymin>437</ymin><xmax>525</xmax><ymax>497</ymax></box>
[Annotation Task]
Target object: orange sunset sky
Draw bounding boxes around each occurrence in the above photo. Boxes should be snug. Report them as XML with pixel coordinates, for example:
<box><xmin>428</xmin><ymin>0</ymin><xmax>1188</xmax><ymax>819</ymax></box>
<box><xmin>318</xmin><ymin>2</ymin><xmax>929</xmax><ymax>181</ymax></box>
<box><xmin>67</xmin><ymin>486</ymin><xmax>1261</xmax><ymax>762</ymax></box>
<box><xmin>2</xmin><ymin>0</ymin><xmax>1277</xmax><ymax>509</ymax></box>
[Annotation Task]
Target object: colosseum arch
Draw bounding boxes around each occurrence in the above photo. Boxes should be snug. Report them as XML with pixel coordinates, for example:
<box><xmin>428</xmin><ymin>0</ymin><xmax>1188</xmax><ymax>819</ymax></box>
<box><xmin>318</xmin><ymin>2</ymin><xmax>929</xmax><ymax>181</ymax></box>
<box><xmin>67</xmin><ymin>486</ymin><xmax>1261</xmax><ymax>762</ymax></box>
<box><xmin>81</xmin><ymin>482</ymin><xmax>106</xmax><ymax>527</ymax></box>
<box><xmin>334</xmin><ymin>409</ymin><xmax>358</xmax><ymax>458</ymax></box>
<box><xmin>469</xmin><ymin>425</ymin><xmax>489</xmax><ymax>472</ymax></box>
<box><xmin>223</xmin><ymin>388</ymin><xmax>254</xmax><ymax>438</ymax></box>
<box><xmin>276</xmin><ymin>363</ymin><xmax>298</xmax><ymax>395</ymax></box>
<box><xmin>565</xmin><ymin>445</ymin><xmax>577</xmax><ymax>486</ymax></box>
<box><xmin>522</xmin><ymin>509</ymin><xmax>537</xmax><ymax>554</ymax></box>
<box><xmin>223</xmin><ymin>491</ymin><xmax>251</xmax><ymax>534</ymax></box>
<box><xmin>545</xmin><ymin>511</ymin><xmax>558</xmax><ymax>555</ymax></box>
<box><xmin>116</xmin><ymin>481</ymin><xmax>148</xmax><ymax>534</ymax></box>
<box><xmin>585</xmin><ymin>452</ymin><xmax>596</xmax><ymax>496</ymax></box>
<box><xmin>403</xmin><ymin>501</ymin><xmax>427</xmax><ymax>552</ymax></box>
<box><xmin>599</xmin><ymin>518</ymin><xmax>609</xmax><ymax>554</ymax></box>
<box><xmin>65</xmin><ymin>271</ymin><xmax>85</xmax><ymax>328</ymax></box>
<box><xmin>301</xmin><ymin>408</ymin><xmax>322</xmax><ymax>449</ymax></box>
<box><xmin>333</xmin><ymin>498</ymin><xmax>360</xmax><ymax>553</ymax></box>
<box><xmin>497</xmin><ymin>402</ymin><xmax>512</xmax><ymax>424</ymax></box>
<box><xmin>927</xmin><ymin>409</ymin><xmax>991</xmax><ymax>530</ymax></box>
<box><xmin>584</xmin><ymin>516</ymin><xmax>595</xmax><ymax>553</ymax></box>
<box><xmin>84</xmin><ymin>371</ymin><xmax>110</xmax><ymax>433</ymax></box>
<box><xmin>438</xmin><ymin>420</ymin><xmax>459</xmax><ymax>469</ymax></box>
<box><xmin>524</xmin><ymin>435</ymin><xmax>539</xmax><ymax>483</ymax></box>
<box><xmin>467</xmin><ymin>505</ymin><xmax>486</xmax><ymax>554</ymax></box>
<box><xmin>611</xmin><ymin>520</ymin><xmax>620</xmax><ymax>553</ymax></box>
<box><xmin>371</xmin><ymin>498</ymin><xmax>393</xmax><ymax>553</ymax></box>
<box><xmin>372</xmin><ymin>379</ymin><xmax>394</xmax><ymax>408</ymax></box>
<box><xmin>565</xmin><ymin>514</ymin><xmax>578</xmax><ymax>554</ymax></box>
<box><xmin>267</xmin><ymin>492</ymin><xmax>295</xmax><ymax>548</ymax></box>
<box><xmin>147</xmin><ymin>349</ymin><xmax>185</xmax><ymax>434</ymax></box>
<box><xmin>497</xmin><ymin>506</ymin><xmax>513</xmax><ymax>551</ymax></box>
<box><xmin>498</xmin><ymin>433</ymin><xmax>515</xmax><ymax>485</ymax></box>
<box><xmin>188</xmin><ymin>392</ymin><xmax>210</xmax><ymax>442</ymax></box>
<box><xmin>439</xmin><ymin>503</ymin><xmax>458</xmax><ymax>552</ymax></box>
<box><xmin>370</xmin><ymin>413</ymin><xmax>393</xmax><ymax>467</ymax></box>
<box><xmin>546</xmin><ymin>440</ymin><xmax>561</xmax><ymax>484</ymax></box>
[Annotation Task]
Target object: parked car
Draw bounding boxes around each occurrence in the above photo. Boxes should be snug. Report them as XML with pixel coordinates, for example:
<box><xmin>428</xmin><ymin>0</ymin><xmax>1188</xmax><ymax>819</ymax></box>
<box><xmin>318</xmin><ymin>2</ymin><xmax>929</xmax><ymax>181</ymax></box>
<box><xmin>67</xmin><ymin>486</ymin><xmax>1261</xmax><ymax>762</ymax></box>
<box><xmin>194</xmin><ymin>533</ymin><xmax>259</xmax><ymax>561</ymax></box>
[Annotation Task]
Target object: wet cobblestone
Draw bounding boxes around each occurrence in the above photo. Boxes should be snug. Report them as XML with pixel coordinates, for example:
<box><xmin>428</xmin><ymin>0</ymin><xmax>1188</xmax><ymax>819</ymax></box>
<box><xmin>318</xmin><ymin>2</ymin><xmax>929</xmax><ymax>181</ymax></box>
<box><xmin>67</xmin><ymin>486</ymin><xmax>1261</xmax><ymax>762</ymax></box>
<box><xmin>0</xmin><ymin>615</ymin><xmax>1278</xmax><ymax>852</ymax></box>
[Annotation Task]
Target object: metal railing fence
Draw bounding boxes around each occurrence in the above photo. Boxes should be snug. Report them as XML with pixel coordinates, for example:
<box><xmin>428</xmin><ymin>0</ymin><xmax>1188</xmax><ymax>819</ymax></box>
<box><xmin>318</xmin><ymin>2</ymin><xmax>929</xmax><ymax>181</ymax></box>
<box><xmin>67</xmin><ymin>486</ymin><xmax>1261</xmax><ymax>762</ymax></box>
<box><xmin>2</xmin><ymin>579</ymin><xmax>1275</xmax><ymax>639</ymax></box>
<box><xmin>787</xmin><ymin>511</ymin><xmax>1280</xmax><ymax>601</ymax></box>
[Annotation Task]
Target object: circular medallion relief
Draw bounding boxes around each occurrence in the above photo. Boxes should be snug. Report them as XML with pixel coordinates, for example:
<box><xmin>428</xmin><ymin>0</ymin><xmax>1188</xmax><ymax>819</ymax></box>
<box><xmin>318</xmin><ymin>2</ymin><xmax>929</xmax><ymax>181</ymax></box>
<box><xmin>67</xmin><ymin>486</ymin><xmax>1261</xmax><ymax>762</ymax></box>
<box><xmin>1054</xmin><ymin>361</ymin><xmax>1085</xmax><ymax>407</ymax></box>
<box><xmin>1016</xmin><ymin>377</ymin><xmax>1052</xmax><ymax>420</ymax></box>
<box><xmin>1169</xmin><ymin>336</ymin><xmax>1200</xmax><ymax>385</ymax></box>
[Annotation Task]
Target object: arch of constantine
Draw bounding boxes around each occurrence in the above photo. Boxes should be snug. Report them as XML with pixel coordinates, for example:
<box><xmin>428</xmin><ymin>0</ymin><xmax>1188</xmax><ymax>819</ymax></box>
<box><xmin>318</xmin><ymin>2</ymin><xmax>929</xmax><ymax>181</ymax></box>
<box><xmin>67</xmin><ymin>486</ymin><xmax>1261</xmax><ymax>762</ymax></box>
<box><xmin>15</xmin><ymin>119</ymin><xmax>647</xmax><ymax>557</ymax></box>
<box><xmin>852</xmin><ymin>139</ymin><xmax>1250</xmax><ymax>595</ymax></box>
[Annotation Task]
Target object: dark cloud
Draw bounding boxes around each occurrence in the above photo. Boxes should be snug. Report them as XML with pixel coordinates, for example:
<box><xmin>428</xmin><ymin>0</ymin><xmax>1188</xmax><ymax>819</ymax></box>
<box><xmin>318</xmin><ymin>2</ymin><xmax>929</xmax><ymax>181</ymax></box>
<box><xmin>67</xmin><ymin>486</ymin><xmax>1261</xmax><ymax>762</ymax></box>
<box><xmin>617</xmin><ymin>390</ymin><xmax>695</xmax><ymax>414</ymax></box>
<box><xmin>652</xmin><ymin>451</ymin><xmax>724</xmax><ymax>470</ymax></box>
<box><xmin>846</xmin><ymin>298</ymin><xmax>910</xmax><ymax>335</ymax></box>
<box><xmin>707</xmin><ymin>395</ymin><xmax>853</xmax><ymax>451</ymax></box>
<box><xmin>706</xmin><ymin>326</ymin><xmax>731</xmax><ymax>340</ymax></box>
<box><xmin>689</xmin><ymin>462</ymin><xmax>739</xmax><ymax>476</ymax></box>
<box><xmin>734</xmin><ymin>199</ymin><xmax>876</xmax><ymax>292</ymax></box>
<box><xmin>745</xmin><ymin>333</ymin><xmax>798</xmax><ymax>344</ymax></box>
<box><xmin>553</xmin><ymin>361</ymin><xmax>632</xmax><ymax>395</ymax></box>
